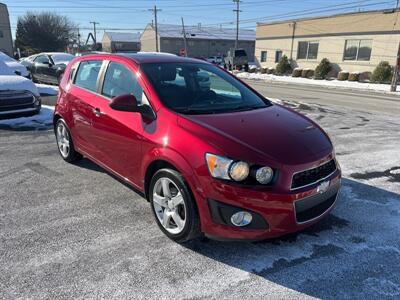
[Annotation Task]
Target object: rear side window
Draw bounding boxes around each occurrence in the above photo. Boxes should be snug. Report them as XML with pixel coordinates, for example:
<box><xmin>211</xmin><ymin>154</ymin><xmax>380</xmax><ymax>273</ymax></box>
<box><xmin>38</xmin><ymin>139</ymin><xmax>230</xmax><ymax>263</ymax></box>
<box><xmin>102</xmin><ymin>62</ymin><xmax>144</xmax><ymax>103</ymax></box>
<box><xmin>74</xmin><ymin>60</ymin><xmax>102</xmax><ymax>92</ymax></box>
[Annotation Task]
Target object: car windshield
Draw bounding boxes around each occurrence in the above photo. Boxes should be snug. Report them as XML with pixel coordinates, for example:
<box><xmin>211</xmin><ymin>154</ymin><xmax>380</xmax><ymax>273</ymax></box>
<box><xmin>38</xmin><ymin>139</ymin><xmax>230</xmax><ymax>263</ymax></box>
<box><xmin>140</xmin><ymin>62</ymin><xmax>271</xmax><ymax>114</ymax></box>
<box><xmin>50</xmin><ymin>53</ymin><xmax>74</xmax><ymax>64</ymax></box>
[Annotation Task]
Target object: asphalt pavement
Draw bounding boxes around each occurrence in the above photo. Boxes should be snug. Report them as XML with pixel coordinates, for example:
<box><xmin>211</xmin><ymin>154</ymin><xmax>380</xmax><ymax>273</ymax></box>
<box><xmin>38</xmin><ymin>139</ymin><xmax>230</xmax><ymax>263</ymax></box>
<box><xmin>0</xmin><ymin>84</ymin><xmax>400</xmax><ymax>299</ymax></box>
<box><xmin>243</xmin><ymin>79</ymin><xmax>400</xmax><ymax>116</ymax></box>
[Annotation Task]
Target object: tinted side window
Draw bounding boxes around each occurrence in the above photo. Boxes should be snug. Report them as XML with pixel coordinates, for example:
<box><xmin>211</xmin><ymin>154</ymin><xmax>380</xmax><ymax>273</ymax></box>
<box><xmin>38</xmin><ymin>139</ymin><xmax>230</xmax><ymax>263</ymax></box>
<box><xmin>74</xmin><ymin>60</ymin><xmax>102</xmax><ymax>92</ymax></box>
<box><xmin>102</xmin><ymin>62</ymin><xmax>143</xmax><ymax>103</ymax></box>
<box><xmin>35</xmin><ymin>55</ymin><xmax>50</xmax><ymax>64</ymax></box>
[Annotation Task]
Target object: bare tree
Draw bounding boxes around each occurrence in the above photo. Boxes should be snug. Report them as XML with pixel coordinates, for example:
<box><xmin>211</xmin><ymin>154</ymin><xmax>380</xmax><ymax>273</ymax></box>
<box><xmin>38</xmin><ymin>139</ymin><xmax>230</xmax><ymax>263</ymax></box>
<box><xmin>15</xmin><ymin>12</ymin><xmax>77</xmax><ymax>53</ymax></box>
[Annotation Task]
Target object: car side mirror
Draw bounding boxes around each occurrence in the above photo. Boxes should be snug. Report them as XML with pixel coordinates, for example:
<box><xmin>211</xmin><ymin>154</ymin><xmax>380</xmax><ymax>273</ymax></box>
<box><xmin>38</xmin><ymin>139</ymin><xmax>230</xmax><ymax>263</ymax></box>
<box><xmin>109</xmin><ymin>94</ymin><xmax>156</xmax><ymax>121</ymax></box>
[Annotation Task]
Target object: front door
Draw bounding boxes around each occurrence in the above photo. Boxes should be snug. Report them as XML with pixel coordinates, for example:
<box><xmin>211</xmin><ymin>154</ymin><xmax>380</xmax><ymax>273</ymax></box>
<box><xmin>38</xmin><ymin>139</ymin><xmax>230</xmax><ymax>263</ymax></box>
<box><xmin>90</xmin><ymin>61</ymin><xmax>146</xmax><ymax>187</ymax></box>
<box><xmin>33</xmin><ymin>55</ymin><xmax>50</xmax><ymax>81</ymax></box>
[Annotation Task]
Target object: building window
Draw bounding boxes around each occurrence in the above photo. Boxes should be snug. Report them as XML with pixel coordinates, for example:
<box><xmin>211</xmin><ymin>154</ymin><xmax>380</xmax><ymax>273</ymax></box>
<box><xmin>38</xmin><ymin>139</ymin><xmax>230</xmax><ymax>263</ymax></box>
<box><xmin>275</xmin><ymin>50</ymin><xmax>282</xmax><ymax>63</ymax></box>
<box><xmin>297</xmin><ymin>41</ymin><xmax>319</xmax><ymax>59</ymax></box>
<box><xmin>260</xmin><ymin>51</ymin><xmax>267</xmax><ymax>62</ymax></box>
<box><xmin>343</xmin><ymin>39</ymin><xmax>372</xmax><ymax>61</ymax></box>
<box><xmin>0</xmin><ymin>30</ymin><xmax>3</xmax><ymax>38</ymax></box>
<box><xmin>188</xmin><ymin>41</ymin><xmax>195</xmax><ymax>46</ymax></box>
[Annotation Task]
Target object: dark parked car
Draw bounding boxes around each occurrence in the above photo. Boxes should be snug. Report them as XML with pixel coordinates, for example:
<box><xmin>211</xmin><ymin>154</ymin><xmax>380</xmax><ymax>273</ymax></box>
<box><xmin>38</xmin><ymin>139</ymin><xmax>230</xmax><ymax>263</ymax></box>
<box><xmin>21</xmin><ymin>52</ymin><xmax>74</xmax><ymax>85</ymax></box>
<box><xmin>54</xmin><ymin>53</ymin><xmax>341</xmax><ymax>242</ymax></box>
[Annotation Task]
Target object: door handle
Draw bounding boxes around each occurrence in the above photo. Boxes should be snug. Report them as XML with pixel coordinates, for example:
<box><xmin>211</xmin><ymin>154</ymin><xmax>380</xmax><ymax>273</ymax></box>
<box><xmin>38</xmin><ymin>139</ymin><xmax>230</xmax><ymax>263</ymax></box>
<box><xmin>92</xmin><ymin>108</ymin><xmax>104</xmax><ymax>117</ymax></box>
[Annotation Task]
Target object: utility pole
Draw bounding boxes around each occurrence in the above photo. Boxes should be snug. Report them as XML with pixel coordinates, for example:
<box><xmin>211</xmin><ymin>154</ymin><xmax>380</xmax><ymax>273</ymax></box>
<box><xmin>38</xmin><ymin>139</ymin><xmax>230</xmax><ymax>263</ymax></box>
<box><xmin>289</xmin><ymin>21</ymin><xmax>296</xmax><ymax>60</ymax></box>
<box><xmin>233</xmin><ymin>0</ymin><xmax>241</xmax><ymax>49</ymax></box>
<box><xmin>89</xmin><ymin>21</ymin><xmax>99</xmax><ymax>45</ymax></box>
<box><xmin>149</xmin><ymin>5</ymin><xmax>162</xmax><ymax>52</ymax></box>
<box><xmin>181</xmin><ymin>17</ymin><xmax>188</xmax><ymax>57</ymax></box>
<box><xmin>390</xmin><ymin>0</ymin><xmax>400</xmax><ymax>92</ymax></box>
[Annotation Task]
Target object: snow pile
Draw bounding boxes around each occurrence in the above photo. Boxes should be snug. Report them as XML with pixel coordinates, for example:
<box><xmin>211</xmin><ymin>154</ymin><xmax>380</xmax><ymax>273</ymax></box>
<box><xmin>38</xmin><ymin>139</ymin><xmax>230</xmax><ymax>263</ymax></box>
<box><xmin>36</xmin><ymin>84</ymin><xmax>59</xmax><ymax>96</ymax></box>
<box><xmin>0</xmin><ymin>60</ymin><xmax>16</xmax><ymax>75</ymax></box>
<box><xmin>0</xmin><ymin>75</ymin><xmax>39</xmax><ymax>96</ymax></box>
<box><xmin>236</xmin><ymin>72</ymin><xmax>400</xmax><ymax>94</ymax></box>
<box><xmin>0</xmin><ymin>105</ymin><xmax>54</xmax><ymax>129</ymax></box>
<box><xmin>0</xmin><ymin>52</ymin><xmax>29</xmax><ymax>77</ymax></box>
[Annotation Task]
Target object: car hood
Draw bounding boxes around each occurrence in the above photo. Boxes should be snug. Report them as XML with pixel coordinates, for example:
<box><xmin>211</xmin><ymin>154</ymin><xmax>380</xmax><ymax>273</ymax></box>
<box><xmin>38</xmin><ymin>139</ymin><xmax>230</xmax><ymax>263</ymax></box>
<box><xmin>5</xmin><ymin>62</ymin><xmax>29</xmax><ymax>76</ymax></box>
<box><xmin>178</xmin><ymin>104</ymin><xmax>332</xmax><ymax>165</ymax></box>
<box><xmin>0</xmin><ymin>75</ymin><xmax>39</xmax><ymax>96</ymax></box>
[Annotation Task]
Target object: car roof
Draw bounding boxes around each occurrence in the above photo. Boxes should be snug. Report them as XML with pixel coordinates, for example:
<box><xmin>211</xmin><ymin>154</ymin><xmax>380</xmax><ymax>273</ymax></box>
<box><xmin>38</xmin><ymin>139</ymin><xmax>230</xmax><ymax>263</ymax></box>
<box><xmin>41</xmin><ymin>52</ymin><xmax>75</xmax><ymax>56</ymax></box>
<box><xmin>79</xmin><ymin>52</ymin><xmax>209</xmax><ymax>65</ymax></box>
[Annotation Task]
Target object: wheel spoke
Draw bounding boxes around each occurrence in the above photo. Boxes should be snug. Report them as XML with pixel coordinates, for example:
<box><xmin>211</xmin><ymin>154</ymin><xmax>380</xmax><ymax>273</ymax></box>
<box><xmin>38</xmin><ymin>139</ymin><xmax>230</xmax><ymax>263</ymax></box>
<box><xmin>57</xmin><ymin>125</ymin><xmax>63</xmax><ymax>138</ymax></box>
<box><xmin>171</xmin><ymin>211</ymin><xmax>184</xmax><ymax>230</ymax></box>
<box><xmin>161</xmin><ymin>178</ymin><xmax>171</xmax><ymax>198</ymax></box>
<box><xmin>171</xmin><ymin>193</ymin><xmax>184</xmax><ymax>207</ymax></box>
<box><xmin>153</xmin><ymin>193</ymin><xmax>167</xmax><ymax>207</ymax></box>
<box><xmin>162</xmin><ymin>210</ymin><xmax>172</xmax><ymax>228</ymax></box>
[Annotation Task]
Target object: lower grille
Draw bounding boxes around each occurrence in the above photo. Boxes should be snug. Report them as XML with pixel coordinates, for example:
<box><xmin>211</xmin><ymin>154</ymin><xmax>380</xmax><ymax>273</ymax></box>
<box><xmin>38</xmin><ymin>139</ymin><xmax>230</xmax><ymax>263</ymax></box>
<box><xmin>291</xmin><ymin>159</ymin><xmax>336</xmax><ymax>190</ymax></box>
<box><xmin>0</xmin><ymin>90</ymin><xmax>35</xmax><ymax>112</ymax></box>
<box><xmin>294</xmin><ymin>182</ymin><xmax>339</xmax><ymax>223</ymax></box>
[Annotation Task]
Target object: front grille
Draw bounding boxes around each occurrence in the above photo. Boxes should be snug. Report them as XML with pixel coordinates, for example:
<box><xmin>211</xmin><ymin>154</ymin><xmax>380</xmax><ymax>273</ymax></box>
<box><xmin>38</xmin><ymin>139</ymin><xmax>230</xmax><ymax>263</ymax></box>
<box><xmin>291</xmin><ymin>159</ymin><xmax>336</xmax><ymax>190</ymax></box>
<box><xmin>295</xmin><ymin>193</ymin><xmax>337</xmax><ymax>223</ymax></box>
<box><xmin>0</xmin><ymin>90</ymin><xmax>35</xmax><ymax>111</ymax></box>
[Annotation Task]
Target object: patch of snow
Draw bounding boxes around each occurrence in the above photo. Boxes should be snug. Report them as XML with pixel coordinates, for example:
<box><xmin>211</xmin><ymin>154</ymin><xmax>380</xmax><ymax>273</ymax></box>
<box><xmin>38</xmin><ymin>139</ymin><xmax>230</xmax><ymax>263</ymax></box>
<box><xmin>0</xmin><ymin>51</ymin><xmax>30</xmax><ymax>77</ymax></box>
<box><xmin>36</xmin><ymin>84</ymin><xmax>58</xmax><ymax>96</ymax></box>
<box><xmin>235</xmin><ymin>72</ymin><xmax>400</xmax><ymax>95</ymax></box>
<box><xmin>0</xmin><ymin>105</ymin><xmax>54</xmax><ymax>129</ymax></box>
<box><xmin>0</xmin><ymin>74</ymin><xmax>39</xmax><ymax>96</ymax></box>
<box><xmin>0</xmin><ymin>60</ymin><xmax>16</xmax><ymax>75</ymax></box>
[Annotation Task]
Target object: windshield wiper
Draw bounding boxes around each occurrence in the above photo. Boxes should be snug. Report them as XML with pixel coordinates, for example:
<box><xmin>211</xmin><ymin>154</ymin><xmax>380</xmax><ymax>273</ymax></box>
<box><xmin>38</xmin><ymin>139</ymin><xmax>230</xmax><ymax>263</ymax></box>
<box><xmin>176</xmin><ymin>108</ymin><xmax>215</xmax><ymax>115</ymax></box>
<box><xmin>230</xmin><ymin>105</ymin><xmax>267</xmax><ymax>112</ymax></box>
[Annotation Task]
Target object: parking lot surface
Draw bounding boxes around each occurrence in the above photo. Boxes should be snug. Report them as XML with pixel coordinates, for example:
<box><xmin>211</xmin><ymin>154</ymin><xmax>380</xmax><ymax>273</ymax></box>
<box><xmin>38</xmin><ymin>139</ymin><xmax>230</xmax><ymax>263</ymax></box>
<box><xmin>1</xmin><ymin>99</ymin><xmax>399</xmax><ymax>299</ymax></box>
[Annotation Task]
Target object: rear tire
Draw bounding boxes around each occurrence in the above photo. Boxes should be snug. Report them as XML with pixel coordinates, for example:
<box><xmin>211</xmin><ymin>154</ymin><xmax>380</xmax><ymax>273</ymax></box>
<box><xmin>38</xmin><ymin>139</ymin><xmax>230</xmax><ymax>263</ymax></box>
<box><xmin>149</xmin><ymin>168</ymin><xmax>200</xmax><ymax>243</ymax></box>
<box><xmin>55</xmin><ymin>119</ymin><xmax>82</xmax><ymax>163</ymax></box>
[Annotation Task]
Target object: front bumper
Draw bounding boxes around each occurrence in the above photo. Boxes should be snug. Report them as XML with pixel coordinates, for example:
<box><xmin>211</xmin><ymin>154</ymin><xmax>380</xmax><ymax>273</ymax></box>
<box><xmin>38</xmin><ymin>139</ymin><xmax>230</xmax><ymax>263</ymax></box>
<box><xmin>0</xmin><ymin>90</ymin><xmax>41</xmax><ymax>119</ymax></box>
<box><xmin>198</xmin><ymin>169</ymin><xmax>341</xmax><ymax>241</ymax></box>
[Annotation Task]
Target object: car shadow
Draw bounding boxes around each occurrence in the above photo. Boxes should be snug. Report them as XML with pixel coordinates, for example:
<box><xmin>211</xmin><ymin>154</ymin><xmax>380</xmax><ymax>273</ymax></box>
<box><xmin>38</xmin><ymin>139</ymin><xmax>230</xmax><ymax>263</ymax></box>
<box><xmin>73</xmin><ymin>158</ymin><xmax>146</xmax><ymax>199</ymax></box>
<box><xmin>181</xmin><ymin>178</ymin><xmax>400</xmax><ymax>298</ymax></box>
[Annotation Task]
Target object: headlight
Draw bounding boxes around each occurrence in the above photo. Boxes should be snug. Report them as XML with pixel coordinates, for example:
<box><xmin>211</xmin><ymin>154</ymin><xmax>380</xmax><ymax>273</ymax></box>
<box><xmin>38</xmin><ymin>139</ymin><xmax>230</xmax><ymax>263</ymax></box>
<box><xmin>229</xmin><ymin>161</ymin><xmax>249</xmax><ymax>181</ymax></box>
<box><xmin>206</xmin><ymin>153</ymin><xmax>273</xmax><ymax>184</ymax></box>
<box><xmin>255</xmin><ymin>166</ymin><xmax>274</xmax><ymax>184</ymax></box>
<box><xmin>206</xmin><ymin>153</ymin><xmax>233</xmax><ymax>180</ymax></box>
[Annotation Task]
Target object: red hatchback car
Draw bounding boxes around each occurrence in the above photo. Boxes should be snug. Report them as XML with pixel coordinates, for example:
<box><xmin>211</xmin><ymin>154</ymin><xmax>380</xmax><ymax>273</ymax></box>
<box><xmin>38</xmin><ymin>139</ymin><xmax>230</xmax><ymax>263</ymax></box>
<box><xmin>54</xmin><ymin>53</ymin><xmax>341</xmax><ymax>242</ymax></box>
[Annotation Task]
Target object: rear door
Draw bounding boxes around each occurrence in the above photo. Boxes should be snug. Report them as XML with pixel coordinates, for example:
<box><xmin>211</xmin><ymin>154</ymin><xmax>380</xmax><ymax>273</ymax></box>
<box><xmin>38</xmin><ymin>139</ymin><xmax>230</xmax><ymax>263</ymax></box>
<box><xmin>89</xmin><ymin>60</ymin><xmax>147</xmax><ymax>187</ymax></box>
<box><xmin>68</xmin><ymin>59</ymin><xmax>104</xmax><ymax>158</ymax></box>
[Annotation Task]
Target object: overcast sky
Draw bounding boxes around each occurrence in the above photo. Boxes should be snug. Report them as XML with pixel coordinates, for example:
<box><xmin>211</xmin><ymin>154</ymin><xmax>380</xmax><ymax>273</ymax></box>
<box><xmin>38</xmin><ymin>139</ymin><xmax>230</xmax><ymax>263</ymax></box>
<box><xmin>3</xmin><ymin>0</ymin><xmax>397</xmax><ymax>41</ymax></box>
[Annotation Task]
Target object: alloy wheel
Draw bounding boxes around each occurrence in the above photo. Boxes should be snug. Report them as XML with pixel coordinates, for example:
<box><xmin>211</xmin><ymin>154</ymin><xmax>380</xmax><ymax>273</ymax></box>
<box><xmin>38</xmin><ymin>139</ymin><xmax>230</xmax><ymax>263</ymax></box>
<box><xmin>152</xmin><ymin>177</ymin><xmax>187</xmax><ymax>235</ymax></box>
<box><xmin>56</xmin><ymin>122</ymin><xmax>70</xmax><ymax>158</ymax></box>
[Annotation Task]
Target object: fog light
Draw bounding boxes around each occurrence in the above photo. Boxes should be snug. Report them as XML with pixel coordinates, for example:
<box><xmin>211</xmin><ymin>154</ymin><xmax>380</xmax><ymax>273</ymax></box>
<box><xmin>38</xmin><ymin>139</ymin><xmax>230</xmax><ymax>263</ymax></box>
<box><xmin>256</xmin><ymin>166</ymin><xmax>273</xmax><ymax>184</ymax></box>
<box><xmin>230</xmin><ymin>211</ymin><xmax>252</xmax><ymax>227</ymax></box>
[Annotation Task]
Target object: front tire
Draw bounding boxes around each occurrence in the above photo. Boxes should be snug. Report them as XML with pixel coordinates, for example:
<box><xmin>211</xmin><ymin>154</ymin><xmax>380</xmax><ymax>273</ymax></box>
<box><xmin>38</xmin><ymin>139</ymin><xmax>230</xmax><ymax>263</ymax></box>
<box><xmin>55</xmin><ymin>119</ymin><xmax>82</xmax><ymax>162</ymax></box>
<box><xmin>149</xmin><ymin>168</ymin><xmax>200</xmax><ymax>243</ymax></box>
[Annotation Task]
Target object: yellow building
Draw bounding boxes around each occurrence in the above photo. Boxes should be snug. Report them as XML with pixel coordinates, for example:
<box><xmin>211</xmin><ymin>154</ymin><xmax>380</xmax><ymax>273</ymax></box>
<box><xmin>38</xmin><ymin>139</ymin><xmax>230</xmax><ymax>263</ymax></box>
<box><xmin>255</xmin><ymin>9</ymin><xmax>400</xmax><ymax>73</ymax></box>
